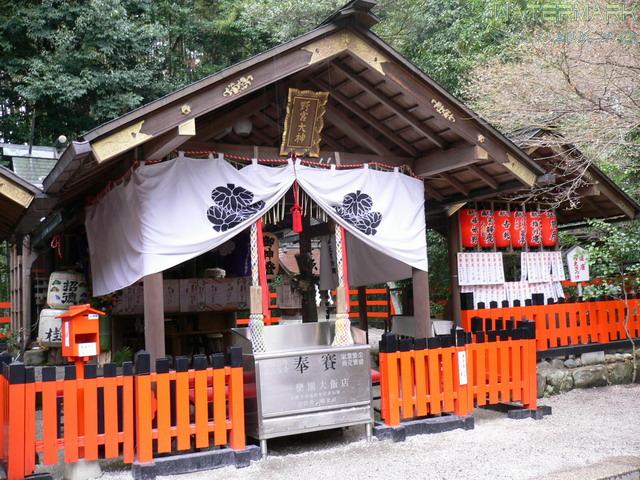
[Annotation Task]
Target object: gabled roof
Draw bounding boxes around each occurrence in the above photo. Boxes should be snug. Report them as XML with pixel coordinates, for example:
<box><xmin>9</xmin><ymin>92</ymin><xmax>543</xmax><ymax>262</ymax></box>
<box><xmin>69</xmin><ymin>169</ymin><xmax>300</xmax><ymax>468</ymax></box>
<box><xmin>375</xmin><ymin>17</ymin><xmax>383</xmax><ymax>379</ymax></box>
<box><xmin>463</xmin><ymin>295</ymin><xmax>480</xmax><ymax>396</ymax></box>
<box><xmin>41</xmin><ymin>0</ymin><xmax>545</xmax><ymax>224</ymax></box>
<box><xmin>509</xmin><ymin>127</ymin><xmax>640</xmax><ymax>223</ymax></box>
<box><xmin>0</xmin><ymin>165</ymin><xmax>42</xmax><ymax>239</ymax></box>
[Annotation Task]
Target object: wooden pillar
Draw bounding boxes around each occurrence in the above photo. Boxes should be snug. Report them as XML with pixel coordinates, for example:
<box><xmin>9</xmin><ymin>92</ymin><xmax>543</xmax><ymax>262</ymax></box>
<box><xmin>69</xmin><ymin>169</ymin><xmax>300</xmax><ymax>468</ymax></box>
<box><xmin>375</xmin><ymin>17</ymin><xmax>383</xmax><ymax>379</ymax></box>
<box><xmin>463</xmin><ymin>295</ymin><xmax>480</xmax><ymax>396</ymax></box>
<box><xmin>448</xmin><ymin>212</ymin><xmax>462</xmax><ymax>326</ymax></box>
<box><xmin>143</xmin><ymin>272</ymin><xmax>165</xmax><ymax>364</ymax></box>
<box><xmin>299</xmin><ymin>215</ymin><xmax>318</xmax><ymax>323</ymax></box>
<box><xmin>412</xmin><ymin>268</ymin><xmax>431</xmax><ymax>338</ymax></box>
<box><xmin>357</xmin><ymin>286</ymin><xmax>368</xmax><ymax>334</ymax></box>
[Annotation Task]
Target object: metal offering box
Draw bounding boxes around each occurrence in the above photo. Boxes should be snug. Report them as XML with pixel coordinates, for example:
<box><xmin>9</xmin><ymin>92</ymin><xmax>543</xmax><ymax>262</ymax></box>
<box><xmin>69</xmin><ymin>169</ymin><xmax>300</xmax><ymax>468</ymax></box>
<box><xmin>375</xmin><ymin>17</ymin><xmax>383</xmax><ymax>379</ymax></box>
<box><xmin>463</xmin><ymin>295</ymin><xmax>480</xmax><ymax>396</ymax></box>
<box><xmin>232</xmin><ymin>322</ymin><xmax>373</xmax><ymax>455</ymax></box>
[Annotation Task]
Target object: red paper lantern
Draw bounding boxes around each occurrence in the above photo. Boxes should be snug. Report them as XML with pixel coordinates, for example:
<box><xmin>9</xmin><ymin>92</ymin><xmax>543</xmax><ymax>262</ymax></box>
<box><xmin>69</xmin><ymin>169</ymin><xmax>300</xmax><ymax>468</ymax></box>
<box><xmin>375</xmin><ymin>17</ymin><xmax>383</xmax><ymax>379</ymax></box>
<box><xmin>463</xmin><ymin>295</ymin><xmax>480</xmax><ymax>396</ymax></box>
<box><xmin>479</xmin><ymin>209</ymin><xmax>495</xmax><ymax>248</ymax></box>
<box><xmin>510</xmin><ymin>211</ymin><xmax>526</xmax><ymax>248</ymax></box>
<box><xmin>541</xmin><ymin>211</ymin><xmax>558</xmax><ymax>247</ymax></box>
<box><xmin>459</xmin><ymin>208</ymin><xmax>479</xmax><ymax>248</ymax></box>
<box><xmin>526</xmin><ymin>211</ymin><xmax>542</xmax><ymax>247</ymax></box>
<box><xmin>494</xmin><ymin>210</ymin><xmax>511</xmax><ymax>248</ymax></box>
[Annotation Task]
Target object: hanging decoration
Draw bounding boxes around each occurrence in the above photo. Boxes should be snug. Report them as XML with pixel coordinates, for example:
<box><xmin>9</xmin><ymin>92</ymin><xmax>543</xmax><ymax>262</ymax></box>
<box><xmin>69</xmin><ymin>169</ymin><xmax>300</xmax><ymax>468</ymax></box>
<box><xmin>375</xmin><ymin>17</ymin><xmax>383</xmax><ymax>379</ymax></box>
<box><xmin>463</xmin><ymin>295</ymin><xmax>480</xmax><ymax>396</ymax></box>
<box><xmin>526</xmin><ymin>211</ymin><xmax>542</xmax><ymax>247</ymax></box>
<box><xmin>279</xmin><ymin>88</ymin><xmax>329</xmax><ymax>158</ymax></box>
<box><xmin>459</xmin><ymin>208</ymin><xmax>479</xmax><ymax>248</ymax></box>
<box><xmin>510</xmin><ymin>210</ymin><xmax>527</xmax><ymax>248</ymax></box>
<box><xmin>541</xmin><ymin>211</ymin><xmax>558</xmax><ymax>247</ymax></box>
<box><xmin>479</xmin><ymin>209</ymin><xmax>495</xmax><ymax>248</ymax></box>
<box><xmin>493</xmin><ymin>210</ymin><xmax>511</xmax><ymax>248</ymax></box>
<box><xmin>291</xmin><ymin>180</ymin><xmax>303</xmax><ymax>233</ymax></box>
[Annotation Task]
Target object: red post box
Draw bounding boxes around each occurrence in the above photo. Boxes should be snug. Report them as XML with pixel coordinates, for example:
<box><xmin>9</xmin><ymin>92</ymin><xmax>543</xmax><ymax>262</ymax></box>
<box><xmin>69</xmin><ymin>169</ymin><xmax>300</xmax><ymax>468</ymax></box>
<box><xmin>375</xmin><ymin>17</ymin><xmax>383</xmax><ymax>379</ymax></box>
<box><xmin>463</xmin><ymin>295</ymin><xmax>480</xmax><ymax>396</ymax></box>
<box><xmin>58</xmin><ymin>304</ymin><xmax>105</xmax><ymax>362</ymax></box>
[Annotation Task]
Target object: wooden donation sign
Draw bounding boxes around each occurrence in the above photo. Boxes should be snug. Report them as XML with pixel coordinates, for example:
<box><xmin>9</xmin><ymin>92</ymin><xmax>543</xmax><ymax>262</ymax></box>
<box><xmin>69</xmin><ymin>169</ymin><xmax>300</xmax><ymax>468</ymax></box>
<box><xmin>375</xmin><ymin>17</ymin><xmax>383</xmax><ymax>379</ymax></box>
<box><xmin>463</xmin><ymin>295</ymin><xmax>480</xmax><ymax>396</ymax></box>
<box><xmin>280</xmin><ymin>88</ymin><xmax>328</xmax><ymax>158</ymax></box>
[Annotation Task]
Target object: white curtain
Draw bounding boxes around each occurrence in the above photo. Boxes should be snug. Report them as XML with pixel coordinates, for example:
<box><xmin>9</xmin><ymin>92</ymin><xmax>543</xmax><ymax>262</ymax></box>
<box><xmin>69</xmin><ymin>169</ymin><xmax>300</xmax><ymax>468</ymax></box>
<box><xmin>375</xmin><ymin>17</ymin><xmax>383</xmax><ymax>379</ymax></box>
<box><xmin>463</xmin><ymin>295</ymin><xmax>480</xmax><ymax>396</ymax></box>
<box><xmin>86</xmin><ymin>156</ymin><xmax>295</xmax><ymax>295</ymax></box>
<box><xmin>86</xmin><ymin>157</ymin><xmax>427</xmax><ymax>296</ymax></box>
<box><xmin>295</xmin><ymin>161</ymin><xmax>428</xmax><ymax>274</ymax></box>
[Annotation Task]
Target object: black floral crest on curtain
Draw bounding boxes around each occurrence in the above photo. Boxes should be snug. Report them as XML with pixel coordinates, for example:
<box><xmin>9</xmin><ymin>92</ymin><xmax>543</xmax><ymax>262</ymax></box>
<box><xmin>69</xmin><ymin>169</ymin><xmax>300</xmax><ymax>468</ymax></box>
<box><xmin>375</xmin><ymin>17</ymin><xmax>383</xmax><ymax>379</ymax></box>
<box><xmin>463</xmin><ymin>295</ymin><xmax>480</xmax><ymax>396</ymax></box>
<box><xmin>207</xmin><ymin>184</ymin><xmax>264</xmax><ymax>232</ymax></box>
<box><xmin>334</xmin><ymin>190</ymin><xmax>382</xmax><ymax>236</ymax></box>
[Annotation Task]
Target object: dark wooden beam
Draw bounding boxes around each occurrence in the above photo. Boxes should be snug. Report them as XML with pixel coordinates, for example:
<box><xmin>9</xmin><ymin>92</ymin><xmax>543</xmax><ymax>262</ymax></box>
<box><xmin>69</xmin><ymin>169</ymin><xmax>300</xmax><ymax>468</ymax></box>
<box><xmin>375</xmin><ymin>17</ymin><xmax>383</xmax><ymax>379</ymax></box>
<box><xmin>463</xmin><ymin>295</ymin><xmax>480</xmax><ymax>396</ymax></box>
<box><xmin>467</xmin><ymin>164</ymin><xmax>498</xmax><ymax>190</ymax></box>
<box><xmin>309</xmin><ymin>77</ymin><xmax>419</xmax><ymax>156</ymax></box>
<box><xmin>424</xmin><ymin>184</ymin><xmax>445</xmax><ymax>202</ymax></box>
<box><xmin>144</xmin><ymin>126</ymin><xmax>194</xmax><ymax>161</ymax></box>
<box><xmin>182</xmin><ymin>141</ymin><xmax>411</xmax><ymax>166</ymax></box>
<box><xmin>196</xmin><ymin>91</ymin><xmax>276</xmax><ymax>142</ymax></box>
<box><xmin>332</xmin><ymin>61</ymin><xmax>447</xmax><ymax>150</ymax></box>
<box><xmin>414</xmin><ymin>144</ymin><xmax>488</xmax><ymax>177</ymax></box>
<box><xmin>440</xmin><ymin>173</ymin><xmax>469</xmax><ymax>196</ymax></box>
<box><xmin>324</xmin><ymin>104</ymin><xmax>394</xmax><ymax>156</ymax></box>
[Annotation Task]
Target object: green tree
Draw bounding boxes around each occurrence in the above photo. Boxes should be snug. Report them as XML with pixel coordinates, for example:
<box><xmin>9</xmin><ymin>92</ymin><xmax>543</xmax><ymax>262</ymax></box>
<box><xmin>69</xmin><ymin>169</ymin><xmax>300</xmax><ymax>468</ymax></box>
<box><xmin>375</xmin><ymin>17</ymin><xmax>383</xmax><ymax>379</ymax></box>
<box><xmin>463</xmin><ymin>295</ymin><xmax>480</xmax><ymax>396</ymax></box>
<box><xmin>1</xmin><ymin>0</ymin><xmax>170</xmax><ymax>144</ymax></box>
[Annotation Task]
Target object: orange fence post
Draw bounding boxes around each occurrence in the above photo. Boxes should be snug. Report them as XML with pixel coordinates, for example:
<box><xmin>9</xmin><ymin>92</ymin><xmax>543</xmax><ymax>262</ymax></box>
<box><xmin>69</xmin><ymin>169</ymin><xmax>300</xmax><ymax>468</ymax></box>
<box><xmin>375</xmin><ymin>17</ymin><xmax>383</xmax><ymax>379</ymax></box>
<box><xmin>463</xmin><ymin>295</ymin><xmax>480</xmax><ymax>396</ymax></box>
<box><xmin>102</xmin><ymin>363</ymin><xmax>120</xmax><ymax>459</ymax></box>
<box><xmin>427</xmin><ymin>339</ymin><xmax>442</xmax><ymax>415</ymax></box>
<box><xmin>174</xmin><ymin>357</ymin><xmax>191</xmax><ymax>451</ymax></box>
<box><xmin>228</xmin><ymin>347</ymin><xmax>246</xmax><ymax>450</ymax></box>
<box><xmin>154</xmin><ymin>358</ymin><xmax>172</xmax><ymax>454</ymax></box>
<box><xmin>378</xmin><ymin>333</ymin><xmax>400</xmax><ymax>426</ymax></box>
<box><xmin>211</xmin><ymin>354</ymin><xmax>227</xmax><ymax>447</ymax></box>
<box><xmin>413</xmin><ymin>339</ymin><xmax>428</xmax><ymax>417</ymax></box>
<box><xmin>193</xmin><ymin>355</ymin><xmax>209</xmax><ymax>449</ymax></box>
<box><xmin>134</xmin><ymin>351</ymin><xmax>153</xmax><ymax>464</ymax></box>
<box><xmin>0</xmin><ymin>353</ymin><xmax>11</xmax><ymax>464</ymax></box>
<box><xmin>23</xmin><ymin>367</ymin><xmax>36</xmax><ymax>477</ymax></box>
<box><xmin>453</xmin><ymin>340</ymin><xmax>470</xmax><ymax>417</ymax></box>
<box><xmin>82</xmin><ymin>364</ymin><xmax>99</xmax><ymax>461</ymax></box>
<box><xmin>6</xmin><ymin>363</ymin><xmax>27</xmax><ymax>480</ymax></box>
<box><xmin>63</xmin><ymin>365</ymin><xmax>79</xmax><ymax>464</ymax></box>
<box><xmin>121</xmin><ymin>362</ymin><xmax>135</xmax><ymax>464</ymax></box>
<box><xmin>398</xmin><ymin>339</ymin><xmax>414</xmax><ymax>419</ymax></box>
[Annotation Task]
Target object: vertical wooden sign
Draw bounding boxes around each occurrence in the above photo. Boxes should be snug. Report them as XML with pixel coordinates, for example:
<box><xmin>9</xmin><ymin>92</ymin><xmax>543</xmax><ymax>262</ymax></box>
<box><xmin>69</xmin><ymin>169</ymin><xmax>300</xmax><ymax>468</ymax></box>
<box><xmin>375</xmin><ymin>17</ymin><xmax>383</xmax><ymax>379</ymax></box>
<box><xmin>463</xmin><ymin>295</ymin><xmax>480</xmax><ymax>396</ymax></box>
<box><xmin>280</xmin><ymin>88</ymin><xmax>329</xmax><ymax>158</ymax></box>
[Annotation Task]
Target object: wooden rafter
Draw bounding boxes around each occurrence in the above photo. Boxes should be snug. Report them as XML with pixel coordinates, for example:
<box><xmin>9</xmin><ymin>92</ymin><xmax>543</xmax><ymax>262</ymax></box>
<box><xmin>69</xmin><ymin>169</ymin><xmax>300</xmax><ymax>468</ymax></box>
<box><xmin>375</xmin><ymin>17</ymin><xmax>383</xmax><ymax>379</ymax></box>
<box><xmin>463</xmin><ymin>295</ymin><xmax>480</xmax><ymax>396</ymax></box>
<box><xmin>332</xmin><ymin>61</ymin><xmax>447</xmax><ymax>150</ymax></box>
<box><xmin>440</xmin><ymin>173</ymin><xmax>469</xmax><ymax>196</ymax></box>
<box><xmin>309</xmin><ymin>77</ymin><xmax>419</xmax><ymax>156</ymax></box>
<box><xmin>467</xmin><ymin>164</ymin><xmax>498</xmax><ymax>190</ymax></box>
<box><xmin>414</xmin><ymin>144</ymin><xmax>488</xmax><ymax>177</ymax></box>
<box><xmin>324</xmin><ymin>104</ymin><xmax>394</xmax><ymax>156</ymax></box>
<box><xmin>424</xmin><ymin>184</ymin><xmax>445</xmax><ymax>202</ymax></box>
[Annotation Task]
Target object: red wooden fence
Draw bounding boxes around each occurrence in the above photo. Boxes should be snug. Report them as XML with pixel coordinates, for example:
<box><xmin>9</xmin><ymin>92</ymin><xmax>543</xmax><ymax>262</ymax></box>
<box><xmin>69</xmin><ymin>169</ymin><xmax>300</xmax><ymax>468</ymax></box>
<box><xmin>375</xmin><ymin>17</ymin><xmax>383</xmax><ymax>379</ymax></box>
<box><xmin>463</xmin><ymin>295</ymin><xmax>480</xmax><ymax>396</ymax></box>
<box><xmin>0</xmin><ymin>349</ymin><xmax>245</xmax><ymax>480</ymax></box>
<box><xmin>378</xmin><ymin>324</ymin><xmax>537</xmax><ymax>427</ymax></box>
<box><xmin>461</xmin><ymin>298</ymin><xmax>640</xmax><ymax>351</ymax></box>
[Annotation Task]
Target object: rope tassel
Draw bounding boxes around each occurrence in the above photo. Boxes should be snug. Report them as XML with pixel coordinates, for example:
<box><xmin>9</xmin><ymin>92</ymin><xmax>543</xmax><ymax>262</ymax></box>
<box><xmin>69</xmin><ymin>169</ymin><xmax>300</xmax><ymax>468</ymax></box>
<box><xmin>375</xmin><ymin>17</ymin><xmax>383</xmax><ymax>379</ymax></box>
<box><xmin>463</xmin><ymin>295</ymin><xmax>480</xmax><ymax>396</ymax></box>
<box><xmin>291</xmin><ymin>180</ymin><xmax>303</xmax><ymax>233</ymax></box>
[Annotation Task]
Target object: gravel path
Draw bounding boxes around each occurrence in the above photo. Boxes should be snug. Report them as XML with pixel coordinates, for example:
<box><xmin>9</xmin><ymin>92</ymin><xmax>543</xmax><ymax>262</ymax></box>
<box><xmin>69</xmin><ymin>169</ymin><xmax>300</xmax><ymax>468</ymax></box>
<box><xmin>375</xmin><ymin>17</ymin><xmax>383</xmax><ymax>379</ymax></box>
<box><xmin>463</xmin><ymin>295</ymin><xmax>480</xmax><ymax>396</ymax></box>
<box><xmin>77</xmin><ymin>384</ymin><xmax>640</xmax><ymax>480</ymax></box>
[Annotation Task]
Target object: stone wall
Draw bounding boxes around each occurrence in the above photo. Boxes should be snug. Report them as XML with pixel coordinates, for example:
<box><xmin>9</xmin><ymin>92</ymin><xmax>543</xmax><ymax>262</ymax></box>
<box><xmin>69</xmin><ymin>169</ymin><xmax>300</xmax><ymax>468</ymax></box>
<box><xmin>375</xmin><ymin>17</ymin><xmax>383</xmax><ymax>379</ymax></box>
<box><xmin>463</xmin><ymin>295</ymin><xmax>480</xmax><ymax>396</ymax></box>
<box><xmin>538</xmin><ymin>350</ymin><xmax>640</xmax><ymax>397</ymax></box>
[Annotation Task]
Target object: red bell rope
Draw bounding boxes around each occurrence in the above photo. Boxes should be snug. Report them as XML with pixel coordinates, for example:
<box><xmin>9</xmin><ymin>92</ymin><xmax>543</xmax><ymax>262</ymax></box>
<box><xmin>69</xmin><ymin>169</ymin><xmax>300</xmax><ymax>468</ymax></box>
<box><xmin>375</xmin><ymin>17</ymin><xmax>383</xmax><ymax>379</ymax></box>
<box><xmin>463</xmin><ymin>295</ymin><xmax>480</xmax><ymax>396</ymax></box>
<box><xmin>255</xmin><ymin>218</ymin><xmax>271</xmax><ymax>318</ymax></box>
<box><xmin>339</xmin><ymin>225</ymin><xmax>350</xmax><ymax>313</ymax></box>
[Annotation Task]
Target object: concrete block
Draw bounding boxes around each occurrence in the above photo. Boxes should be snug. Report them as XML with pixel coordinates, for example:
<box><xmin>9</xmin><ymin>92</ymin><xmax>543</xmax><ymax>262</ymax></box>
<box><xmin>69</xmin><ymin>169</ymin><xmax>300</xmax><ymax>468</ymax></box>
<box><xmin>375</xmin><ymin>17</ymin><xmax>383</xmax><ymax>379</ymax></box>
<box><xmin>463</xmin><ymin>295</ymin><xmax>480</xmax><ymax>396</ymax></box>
<box><xmin>373</xmin><ymin>415</ymin><xmax>473</xmax><ymax>442</ymax></box>
<box><xmin>63</xmin><ymin>460</ymin><xmax>102</xmax><ymax>480</ymax></box>
<box><xmin>373</xmin><ymin>423</ymin><xmax>407</xmax><ymax>442</ymax></box>
<box><xmin>581</xmin><ymin>351</ymin><xmax>605</xmax><ymax>366</ymax></box>
<box><xmin>131</xmin><ymin>446</ymin><xmax>261</xmax><ymax>480</ymax></box>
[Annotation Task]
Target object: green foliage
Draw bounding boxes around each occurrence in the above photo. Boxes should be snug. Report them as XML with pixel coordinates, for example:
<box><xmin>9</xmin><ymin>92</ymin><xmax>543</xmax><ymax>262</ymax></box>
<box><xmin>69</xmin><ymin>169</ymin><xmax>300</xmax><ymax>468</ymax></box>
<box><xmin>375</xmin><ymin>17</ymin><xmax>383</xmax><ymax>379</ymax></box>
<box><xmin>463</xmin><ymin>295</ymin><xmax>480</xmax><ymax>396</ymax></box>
<box><xmin>586</xmin><ymin>220</ymin><xmax>640</xmax><ymax>298</ymax></box>
<box><xmin>1</xmin><ymin>0</ymin><xmax>172</xmax><ymax>144</ymax></box>
<box><xmin>427</xmin><ymin>230</ymin><xmax>449</xmax><ymax>300</ymax></box>
<box><xmin>374</xmin><ymin>0</ymin><xmax>537</xmax><ymax>96</ymax></box>
<box><xmin>1</xmin><ymin>0</ymin><xmax>536</xmax><ymax>144</ymax></box>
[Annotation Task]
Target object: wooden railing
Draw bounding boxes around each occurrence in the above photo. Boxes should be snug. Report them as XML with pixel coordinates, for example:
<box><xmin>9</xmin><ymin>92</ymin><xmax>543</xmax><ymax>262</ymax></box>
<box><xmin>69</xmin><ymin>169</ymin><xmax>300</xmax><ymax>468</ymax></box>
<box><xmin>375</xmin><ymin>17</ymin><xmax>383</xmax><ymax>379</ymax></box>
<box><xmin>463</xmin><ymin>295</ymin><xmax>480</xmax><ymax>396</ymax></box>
<box><xmin>378</xmin><ymin>324</ymin><xmax>537</xmax><ymax>427</ymax></box>
<box><xmin>0</xmin><ymin>349</ymin><xmax>246</xmax><ymax>480</ymax></box>
<box><xmin>237</xmin><ymin>288</ymin><xmax>396</xmax><ymax>326</ymax></box>
<box><xmin>461</xmin><ymin>298</ymin><xmax>640</xmax><ymax>351</ymax></box>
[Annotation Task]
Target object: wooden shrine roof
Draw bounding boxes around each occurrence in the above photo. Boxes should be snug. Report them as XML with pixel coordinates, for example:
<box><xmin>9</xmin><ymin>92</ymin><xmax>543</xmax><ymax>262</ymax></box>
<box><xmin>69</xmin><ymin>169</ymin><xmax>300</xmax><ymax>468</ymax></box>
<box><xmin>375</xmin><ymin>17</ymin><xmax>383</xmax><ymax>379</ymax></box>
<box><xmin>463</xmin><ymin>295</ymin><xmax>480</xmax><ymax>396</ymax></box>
<box><xmin>41</xmin><ymin>0</ymin><xmax>544</xmax><ymax>217</ymax></box>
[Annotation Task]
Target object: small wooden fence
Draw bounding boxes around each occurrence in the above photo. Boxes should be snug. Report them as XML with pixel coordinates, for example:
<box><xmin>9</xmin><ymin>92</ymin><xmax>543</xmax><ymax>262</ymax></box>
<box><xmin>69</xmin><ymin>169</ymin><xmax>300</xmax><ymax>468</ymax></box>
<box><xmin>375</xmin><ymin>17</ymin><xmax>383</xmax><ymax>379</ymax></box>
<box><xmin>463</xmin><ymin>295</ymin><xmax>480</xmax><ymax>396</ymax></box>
<box><xmin>0</xmin><ymin>349</ymin><xmax>245</xmax><ymax>480</ymax></box>
<box><xmin>461</xmin><ymin>298</ymin><xmax>640</xmax><ymax>351</ymax></box>
<box><xmin>378</xmin><ymin>323</ymin><xmax>537</xmax><ymax>426</ymax></box>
